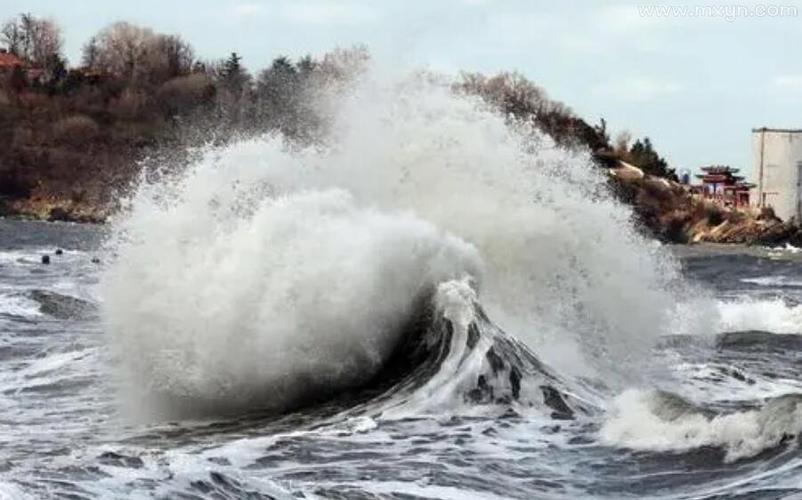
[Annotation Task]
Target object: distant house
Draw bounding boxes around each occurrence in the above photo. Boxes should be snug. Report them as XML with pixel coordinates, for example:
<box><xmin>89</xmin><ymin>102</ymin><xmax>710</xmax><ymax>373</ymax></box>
<box><xmin>0</xmin><ymin>49</ymin><xmax>24</xmax><ymax>72</ymax></box>
<box><xmin>0</xmin><ymin>48</ymin><xmax>48</xmax><ymax>86</ymax></box>
<box><xmin>752</xmin><ymin>128</ymin><xmax>802</xmax><ymax>221</ymax></box>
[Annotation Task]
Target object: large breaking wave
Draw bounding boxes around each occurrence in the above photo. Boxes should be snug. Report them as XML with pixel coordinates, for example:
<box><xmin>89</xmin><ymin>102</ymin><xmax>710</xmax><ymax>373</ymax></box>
<box><xmin>101</xmin><ymin>71</ymin><xmax>685</xmax><ymax>421</ymax></box>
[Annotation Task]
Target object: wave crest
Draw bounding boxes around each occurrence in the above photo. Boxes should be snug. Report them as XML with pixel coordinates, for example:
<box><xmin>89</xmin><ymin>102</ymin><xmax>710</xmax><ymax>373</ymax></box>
<box><xmin>601</xmin><ymin>389</ymin><xmax>802</xmax><ymax>462</ymax></box>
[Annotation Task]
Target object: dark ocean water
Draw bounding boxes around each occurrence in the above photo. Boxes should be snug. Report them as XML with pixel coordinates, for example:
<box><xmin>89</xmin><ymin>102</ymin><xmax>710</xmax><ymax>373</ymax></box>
<box><xmin>0</xmin><ymin>219</ymin><xmax>801</xmax><ymax>499</ymax></box>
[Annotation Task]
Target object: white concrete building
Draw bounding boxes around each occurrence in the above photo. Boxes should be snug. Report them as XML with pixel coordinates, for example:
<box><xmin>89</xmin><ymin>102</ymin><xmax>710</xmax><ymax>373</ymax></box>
<box><xmin>752</xmin><ymin>128</ymin><xmax>802</xmax><ymax>221</ymax></box>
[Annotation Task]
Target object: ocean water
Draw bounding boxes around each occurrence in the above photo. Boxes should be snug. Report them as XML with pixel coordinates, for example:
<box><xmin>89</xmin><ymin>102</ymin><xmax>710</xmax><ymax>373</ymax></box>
<box><xmin>2</xmin><ymin>221</ymin><xmax>802</xmax><ymax>499</ymax></box>
<box><xmin>1</xmin><ymin>75</ymin><xmax>801</xmax><ymax>499</ymax></box>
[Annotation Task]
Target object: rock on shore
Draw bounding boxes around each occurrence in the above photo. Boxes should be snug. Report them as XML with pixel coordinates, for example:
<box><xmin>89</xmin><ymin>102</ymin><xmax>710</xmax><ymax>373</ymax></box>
<box><xmin>0</xmin><ymin>191</ymin><xmax>107</xmax><ymax>224</ymax></box>
<box><xmin>609</xmin><ymin>162</ymin><xmax>798</xmax><ymax>246</ymax></box>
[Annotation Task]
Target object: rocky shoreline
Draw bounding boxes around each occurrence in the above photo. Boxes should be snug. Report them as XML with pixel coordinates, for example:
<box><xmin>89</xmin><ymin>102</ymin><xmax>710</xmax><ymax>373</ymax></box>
<box><xmin>610</xmin><ymin>162</ymin><xmax>801</xmax><ymax>246</ymax></box>
<box><xmin>2</xmin><ymin>161</ymin><xmax>800</xmax><ymax>249</ymax></box>
<box><xmin>0</xmin><ymin>194</ymin><xmax>108</xmax><ymax>224</ymax></box>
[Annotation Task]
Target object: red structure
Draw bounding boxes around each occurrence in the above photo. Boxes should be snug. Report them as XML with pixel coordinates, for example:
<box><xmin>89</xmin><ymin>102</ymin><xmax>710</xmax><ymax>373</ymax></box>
<box><xmin>0</xmin><ymin>49</ymin><xmax>23</xmax><ymax>71</ymax></box>
<box><xmin>690</xmin><ymin>165</ymin><xmax>754</xmax><ymax>207</ymax></box>
<box><xmin>0</xmin><ymin>48</ymin><xmax>49</xmax><ymax>87</ymax></box>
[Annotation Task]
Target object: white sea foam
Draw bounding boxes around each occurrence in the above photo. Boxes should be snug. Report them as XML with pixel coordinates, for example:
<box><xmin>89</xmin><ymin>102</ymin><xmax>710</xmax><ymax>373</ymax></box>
<box><xmin>600</xmin><ymin>389</ymin><xmax>802</xmax><ymax>462</ymax></box>
<box><xmin>669</xmin><ymin>294</ymin><xmax>802</xmax><ymax>336</ymax></box>
<box><xmin>716</xmin><ymin>298</ymin><xmax>802</xmax><ymax>334</ymax></box>
<box><xmin>101</xmin><ymin>70</ymin><xmax>685</xmax><ymax>420</ymax></box>
<box><xmin>0</xmin><ymin>482</ymin><xmax>35</xmax><ymax>500</ymax></box>
<box><xmin>0</xmin><ymin>293</ymin><xmax>42</xmax><ymax>318</ymax></box>
<box><xmin>741</xmin><ymin>276</ymin><xmax>792</xmax><ymax>287</ymax></box>
<box><xmin>769</xmin><ymin>243</ymin><xmax>802</xmax><ymax>255</ymax></box>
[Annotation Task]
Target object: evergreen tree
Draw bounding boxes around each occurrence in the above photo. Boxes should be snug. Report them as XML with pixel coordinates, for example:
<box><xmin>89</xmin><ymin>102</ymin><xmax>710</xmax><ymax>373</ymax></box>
<box><xmin>256</xmin><ymin>56</ymin><xmax>301</xmax><ymax>132</ymax></box>
<box><xmin>45</xmin><ymin>52</ymin><xmax>67</xmax><ymax>83</ymax></box>
<box><xmin>628</xmin><ymin>137</ymin><xmax>675</xmax><ymax>180</ymax></box>
<box><xmin>221</xmin><ymin>52</ymin><xmax>249</xmax><ymax>94</ymax></box>
<box><xmin>296</xmin><ymin>55</ymin><xmax>316</xmax><ymax>76</ymax></box>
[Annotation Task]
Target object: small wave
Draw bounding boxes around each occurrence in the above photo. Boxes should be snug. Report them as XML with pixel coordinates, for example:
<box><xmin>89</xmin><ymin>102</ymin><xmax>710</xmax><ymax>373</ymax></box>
<box><xmin>716</xmin><ymin>299</ymin><xmax>802</xmax><ymax>334</ymax></box>
<box><xmin>28</xmin><ymin>290</ymin><xmax>97</xmax><ymax>320</ymax></box>
<box><xmin>0</xmin><ymin>293</ymin><xmax>42</xmax><ymax>319</ymax></box>
<box><xmin>674</xmin><ymin>296</ymin><xmax>802</xmax><ymax>337</ymax></box>
<box><xmin>768</xmin><ymin>243</ymin><xmax>802</xmax><ymax>256</ymax></box>
<box><xmin>740</xmin><ymin>276</ymin><xmax>802</xmax><ymax>288</ymax></box>
<box><xmin>600</xmin><ymin>389</ymin><xmax>802</xmax><ymax>462</ymax></box>
<box><xmin>716</xmin><ymin>331</ymin><xmax>802</xmax><ymax>352</ymax></box>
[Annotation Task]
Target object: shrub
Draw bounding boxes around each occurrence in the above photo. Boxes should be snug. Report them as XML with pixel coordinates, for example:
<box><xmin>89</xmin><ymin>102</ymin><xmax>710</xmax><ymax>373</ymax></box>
<box><xmin>12</xmin><ymin>126</ymin><xmax>34</xmax><ymax>148</ymax></box>
<box><xmin>53</xmin><ymin>115</ymin><xmax>100</xmax><ymax>145</ymax></box>
<box><xmin>157</xmin><ymin>73</ymin><xmax>214</xmax><ymax>115</ymax></box>
<box><xmin>109</xmin><ymin>89</ymin><xmax>148</xmax><ymax>120</ymax></box>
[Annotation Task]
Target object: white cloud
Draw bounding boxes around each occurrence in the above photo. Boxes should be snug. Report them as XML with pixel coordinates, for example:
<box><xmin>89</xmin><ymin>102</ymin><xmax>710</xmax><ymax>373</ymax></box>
<box><xmin>774</xmin><ymin>74</ymin><xmax>802</xmax><ymax>88</ymax></box>
<box><xmin>280</xmin><ymin>2</ymin><xmax>377</xmax><ymax>25</ymax></box>
<box><xmin>593</xmin><ymin>76</ymin><xmax>683</xmax><ymax>102</ymax></box>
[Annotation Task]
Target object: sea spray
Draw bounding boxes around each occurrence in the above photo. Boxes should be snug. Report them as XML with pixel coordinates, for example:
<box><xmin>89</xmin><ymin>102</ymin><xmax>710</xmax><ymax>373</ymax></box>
<box><xmin>101</xmin><ymin>70</ymin><xmax>685</xmax><ymax>419</ymax></box>
<box><xmin>102</xmin><ymin>186</ymin><xmax>481</xmax><ymax>418</ymax></box>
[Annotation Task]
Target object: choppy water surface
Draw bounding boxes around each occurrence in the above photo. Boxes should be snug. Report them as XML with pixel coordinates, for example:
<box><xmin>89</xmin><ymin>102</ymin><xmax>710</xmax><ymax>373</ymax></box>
<box><xmin>3</xmin><ymin>77</ymin><xmax>802</xmax><ymax>499</ymax></box>
<box><xmin>0</xmin><ymin>220</ymin><xmax>801</xmax><ymax>499</ymax></box>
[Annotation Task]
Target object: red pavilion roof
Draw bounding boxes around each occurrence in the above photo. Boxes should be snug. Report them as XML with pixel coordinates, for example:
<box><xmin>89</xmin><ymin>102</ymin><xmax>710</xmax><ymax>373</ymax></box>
<box><xmin>0</xmin><ymin>52</ymin><xmax>23</xmax><ymax>69</ymax></box>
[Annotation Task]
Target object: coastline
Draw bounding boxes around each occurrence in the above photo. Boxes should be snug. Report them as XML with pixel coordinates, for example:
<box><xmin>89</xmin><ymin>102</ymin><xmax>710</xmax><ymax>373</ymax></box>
<box><xmin>0</xmin><ymin>194</ymin><xmax>108</xmax><ymax>224</ymax></box>
<box><xmin>4</xmin><ymin>166</ymin><xmax>800</xmax><ymax>250</ymax></box>
<box><xmin>610</xmin><ymin>161</ymin><xmax>799</xmax><ymax>247</ymax></box>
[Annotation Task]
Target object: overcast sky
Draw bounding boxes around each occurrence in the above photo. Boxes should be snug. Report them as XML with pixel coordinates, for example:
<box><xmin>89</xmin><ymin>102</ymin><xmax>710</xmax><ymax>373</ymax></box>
<box><xmin>4</xmin><ymin>0</ymin><xmax>802</xmax><ymax>177</ymax></box>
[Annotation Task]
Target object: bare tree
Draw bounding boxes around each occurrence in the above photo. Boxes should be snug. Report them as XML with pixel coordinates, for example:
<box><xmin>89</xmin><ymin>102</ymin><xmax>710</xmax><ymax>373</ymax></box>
<box><xmin>1</xmin><ymin>19</ymin><xmax>23</xmax><ymax>55</ymax></box>
<box><xmin>316</xmin><ymin>45</ymin><xmax>370</xmax><ymax>85</ymax></box>
<box><xmin>153</xmin><ymin>34</ymin><xmax>194</xmax><ymax>79</ymax></box>
<box><xmin>81</xmin><ymin>36</ymin><xmax>100</xmax><ymax>69</ymax></box>
<box><xmin>86</xmin><ymin>22</ymin><xmax>156</xmax><ymax>81</ymax></box>
<box><xmin>84</xmin><ymin>22</ymin><xmax>194</xmax><ymax>85</ymax></box>
<box><xmin>1</xmin><ymin>13</ymin><xmax>63</xmax><ymax>69</ymax></box>
<box><xmin>29</xmin><ymin>16</ymin><xmax>62</xmax><ymax>69</ymax></box>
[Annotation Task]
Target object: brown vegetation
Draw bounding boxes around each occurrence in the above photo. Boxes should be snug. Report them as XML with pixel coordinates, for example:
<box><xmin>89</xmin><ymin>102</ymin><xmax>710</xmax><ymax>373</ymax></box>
<box><xmin>459</xmin><ymin>71</ymin><xmax>798</xmax><ymax>245</ymax></box>
<box><xmin>3</xmin><ymin>13</ymin><xmax>752</xmax><ymax>248</ymax></box>
<box><xmin>0</xmin><ymin>14</ymin><xmax>364</xmax><ymax>221</ymax></box>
